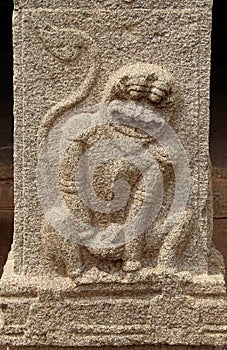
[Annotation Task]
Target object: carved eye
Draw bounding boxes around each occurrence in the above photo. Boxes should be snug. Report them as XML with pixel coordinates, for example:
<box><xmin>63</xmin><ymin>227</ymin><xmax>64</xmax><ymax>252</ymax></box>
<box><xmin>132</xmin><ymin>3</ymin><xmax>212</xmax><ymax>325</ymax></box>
<box><xmin>32</xmin><ymin>21</ymin><xmax>92</xmax><ymax>62</ymax></box>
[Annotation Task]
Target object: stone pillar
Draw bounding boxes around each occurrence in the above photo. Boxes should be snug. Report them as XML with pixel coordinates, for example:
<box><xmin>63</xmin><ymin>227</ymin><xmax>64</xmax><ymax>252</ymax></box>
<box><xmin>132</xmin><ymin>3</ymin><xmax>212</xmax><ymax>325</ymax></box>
<box><xmin>0</xmin><ymin>0</ymin><xmax>226</xmax><ymax>348</ymax></box>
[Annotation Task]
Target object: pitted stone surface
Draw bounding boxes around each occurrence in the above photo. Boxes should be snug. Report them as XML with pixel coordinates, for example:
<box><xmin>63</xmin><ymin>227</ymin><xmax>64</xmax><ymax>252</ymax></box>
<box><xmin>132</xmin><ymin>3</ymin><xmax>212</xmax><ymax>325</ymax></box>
<box><xmin>0</xmin><ymin>0</ymin><xmax>226</xmax><ymax>348</ymax></box>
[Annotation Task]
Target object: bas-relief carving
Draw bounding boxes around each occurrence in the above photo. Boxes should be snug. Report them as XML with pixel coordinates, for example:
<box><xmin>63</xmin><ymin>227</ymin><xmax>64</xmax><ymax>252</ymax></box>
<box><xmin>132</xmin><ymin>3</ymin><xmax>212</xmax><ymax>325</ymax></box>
<box><xmin>29</xmin><ymin>18</ymin><xmax>99</xmax><ymax>148</ymax></box>
<box><xmin>1</xmin><ymin>2</ymin><xmax>226</xmax><ymax>348</ymax></box>
<box><xmin>39</xmin><ymin>62</ymin><xmax>196</xmax><ymax>279</ymax></box>
<box><xmin>17</xmin><ymin>14</ymin><xmax>223</xmax><ymax>283</ymax></box>
<box><xmin>101</xmin><ymin>63</ymin><xmax>176</xmax><ymax>107</ymax></box>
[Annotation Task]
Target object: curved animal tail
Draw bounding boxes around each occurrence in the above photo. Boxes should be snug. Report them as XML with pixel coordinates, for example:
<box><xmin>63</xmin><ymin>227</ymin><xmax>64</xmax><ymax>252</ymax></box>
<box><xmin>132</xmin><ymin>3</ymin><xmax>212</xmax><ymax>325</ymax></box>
<box><xmin>37</xmin><ymin>59</ymin><xmax>99</xmax><ymax>151</ymax></box>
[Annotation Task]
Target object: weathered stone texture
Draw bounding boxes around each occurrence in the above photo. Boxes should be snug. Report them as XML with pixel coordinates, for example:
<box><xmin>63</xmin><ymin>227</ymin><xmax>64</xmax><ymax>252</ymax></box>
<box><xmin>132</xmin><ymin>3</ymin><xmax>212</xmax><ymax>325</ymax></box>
<box><xmin>0</xmin><ymin>0</ymin><xmax>226</xmax><ymax>348</ymax></box>
<box><xmin>0</xmin><ymin>346</ymin><xmax>221</xmax><ymax>350</ymax></box>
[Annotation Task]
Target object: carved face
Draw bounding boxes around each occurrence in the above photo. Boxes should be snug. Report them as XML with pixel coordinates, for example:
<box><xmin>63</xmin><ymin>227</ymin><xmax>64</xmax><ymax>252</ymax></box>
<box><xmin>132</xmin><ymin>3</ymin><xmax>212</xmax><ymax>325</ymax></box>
<box><xmin>101</xmin><ymin>63</ymin><xmax>177</xmax><ymax>118</ymax></box>
<box><xmin>115</xmin><ymin>72</ymin><xmax>171</xmax><ymax>104</ymax></box>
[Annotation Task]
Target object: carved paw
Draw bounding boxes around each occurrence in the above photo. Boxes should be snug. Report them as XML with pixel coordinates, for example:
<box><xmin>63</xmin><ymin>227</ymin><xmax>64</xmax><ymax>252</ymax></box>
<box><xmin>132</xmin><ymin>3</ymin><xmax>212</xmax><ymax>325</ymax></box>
<box><xmin>68</xmin><ymin>267</ymin><xmax>83</xmax><ymax>279</ymax></box>
<box><xmin>124</xmin><ymin>74</ymin><xmax>170</xmax><ymax>105</ymax></box>
<box><xmin>156</xmin><ymin>264</ymin><xmax>178</xmax><ymax>274</ymax></box>
<box><xmin>122</xmin><ymin>260</ymin><xmax>142</xmax><ymax>272</ymax></box>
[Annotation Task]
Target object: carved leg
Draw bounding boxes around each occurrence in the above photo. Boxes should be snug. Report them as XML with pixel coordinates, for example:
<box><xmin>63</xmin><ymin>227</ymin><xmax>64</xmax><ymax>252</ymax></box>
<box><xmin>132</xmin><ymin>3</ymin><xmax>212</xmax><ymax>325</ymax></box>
<box><xmin>122</xmin><ymin>177</ymin><xmax>145</xmax><ymax>272</ymax></box>
<box><xmin>62</xmin><ymin>239</ymin><xmax>84</xmax><ymax>279</ymax></box>
<box><xmin>41</xmin><ymin>220</ymin><xmax>83</xmax><ymax>278</ymax></box>
<box><xmin>122</xmin><ymin>234</ymin><xmax>143</xmax><ymax>272</ymax></box>
<box><xmin>157</xmin><ymin>210</ymin><xmax>192</xmax><ymax>272</ymax></box>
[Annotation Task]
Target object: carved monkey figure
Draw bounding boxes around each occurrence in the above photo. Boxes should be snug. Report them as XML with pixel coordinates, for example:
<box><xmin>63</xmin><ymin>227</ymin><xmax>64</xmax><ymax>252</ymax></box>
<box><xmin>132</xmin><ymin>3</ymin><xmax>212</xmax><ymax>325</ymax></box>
<box><xmin>41</xmin><ymin>63</ymin><xmax>191</xmax><ymax>279</ymax></box>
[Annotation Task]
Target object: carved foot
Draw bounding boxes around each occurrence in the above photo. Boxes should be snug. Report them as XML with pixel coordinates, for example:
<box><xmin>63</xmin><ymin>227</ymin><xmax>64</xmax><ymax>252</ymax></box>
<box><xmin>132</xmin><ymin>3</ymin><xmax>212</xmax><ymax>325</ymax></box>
<box><xmin>122</xmin><ymin>260</ymin><xmax>142</xmax><ymax>272</ymax></box>
<box><xmin>68</xmin><ymin>267</ymin><xmax>83</xmax><ymax>279</ymax></box>
<box><xmin>156</xmin><ymin>263</ymin><xmax>178</xmax><ymax>274</ymax></box>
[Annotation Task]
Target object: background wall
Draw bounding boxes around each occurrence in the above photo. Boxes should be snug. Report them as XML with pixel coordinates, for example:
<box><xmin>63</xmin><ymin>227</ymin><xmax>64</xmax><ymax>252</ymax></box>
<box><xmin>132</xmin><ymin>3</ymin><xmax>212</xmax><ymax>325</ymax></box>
<box><xmin>0</xmin><ymin>1</ymin><xmax>226</xmax><ymax>279</ymax></box>
<box><xmin>210</xmin><ymin>2</ymin><xmax>227</xmax><ymax>280</ymax></box>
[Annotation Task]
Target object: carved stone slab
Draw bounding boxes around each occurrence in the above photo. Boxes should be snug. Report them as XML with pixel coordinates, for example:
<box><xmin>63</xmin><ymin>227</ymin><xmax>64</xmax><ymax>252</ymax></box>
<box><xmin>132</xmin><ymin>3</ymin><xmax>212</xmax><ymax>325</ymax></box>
<box><xmin>0</xmin><ymin>0</ymin><xmax>226</xmax><ymax>348</ymax></box>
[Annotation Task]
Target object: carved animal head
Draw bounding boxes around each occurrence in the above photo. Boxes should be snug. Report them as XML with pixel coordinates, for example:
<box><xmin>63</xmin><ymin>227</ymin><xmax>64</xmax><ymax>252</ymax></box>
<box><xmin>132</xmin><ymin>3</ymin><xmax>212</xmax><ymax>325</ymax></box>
<box><xmin>102</xmin><ymin>62</ymin><xmax>177</xmax><ymax>110</ymax></box>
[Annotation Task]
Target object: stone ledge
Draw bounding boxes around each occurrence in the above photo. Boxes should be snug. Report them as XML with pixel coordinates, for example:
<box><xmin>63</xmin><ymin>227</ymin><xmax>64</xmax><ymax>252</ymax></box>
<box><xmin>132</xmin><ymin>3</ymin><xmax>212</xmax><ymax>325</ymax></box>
<box><xmin>0</xmin><ymin>268</ymin><xmax>226</xmax><ymax>347</ymax></box>
<box><xmin>0</xmin><ymin>290</ymin><xmax>226</xmax><ymax>347</ymax></box>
